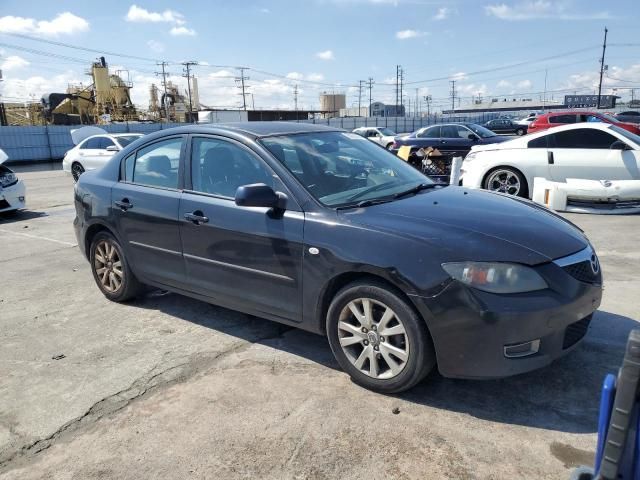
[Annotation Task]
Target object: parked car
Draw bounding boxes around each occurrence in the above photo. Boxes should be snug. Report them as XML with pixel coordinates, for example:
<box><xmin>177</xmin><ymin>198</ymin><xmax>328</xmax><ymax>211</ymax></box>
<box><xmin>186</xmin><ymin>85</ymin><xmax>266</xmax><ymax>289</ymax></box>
<box><xmin>352</xmin><ymin>127</ymin><xmax>397</xmax><ymax>149</ymax></box>
<box><xmin>391</xmin><ymin>123</ymin><xmax>511</xmax><ymax>159</ymax></box>
<box><xmin>0</xmin><ymin>148</ymin><xmax>26</xmax><ymax>213</ymax></box>
<box><xmin>63</xmin><ymin>127</ymin><xmax>144</xmax><ymax>182</ymax></box>
<box><xmin>483</xmin><ymin>118</ymin><xmax>527</xmax><ymax>136</ymax></box>
<box><xmin>461</xmin><ymin>123</ymin><xmax>640</xmax><ymax>198</ymax></box>
<box><xmin>615</xmin><ymin>111</ymin><xmax>640</xmax><ymax>124</ymax></box>
<box><xmin>74</xmin><ymin>122</ymin><xmax>602</xmax><ymax>393</ymax></box>
<box><xmin>527</xmin><ymin>111</ymin><xmax>640</xmax><ymax>135</ymax></box>
<box><xmin>516</xmin><ymin>113</ymin><xmax>539</xmax><ymax>126</ymax></box>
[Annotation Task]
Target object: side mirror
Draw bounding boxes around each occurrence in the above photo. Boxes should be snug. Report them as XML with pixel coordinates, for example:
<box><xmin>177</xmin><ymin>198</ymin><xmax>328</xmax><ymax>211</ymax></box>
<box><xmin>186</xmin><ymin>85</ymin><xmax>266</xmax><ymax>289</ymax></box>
<box><xmin>235</xmin><ymin>183</ymin><xmax>287</xmax><ymax>210</ymax></box>
<box><xmin>610</xmin><ymin>140</ymin><xmax>631</xmax><ymax>151</ymax></box>
<box><xmin>106</xmin><ymin>145</ymin><xmax>119</xmax><ymax>152</ymax></box>
<box><xmin>468</xmin><ymin>134</ymin><xmax>479</xmax><ymax>141</ymax></box>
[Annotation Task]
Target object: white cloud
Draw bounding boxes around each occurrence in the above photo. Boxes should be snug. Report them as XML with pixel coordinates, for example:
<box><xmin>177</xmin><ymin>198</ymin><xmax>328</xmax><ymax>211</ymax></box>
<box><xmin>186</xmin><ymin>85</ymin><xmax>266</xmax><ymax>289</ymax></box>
<box><xmin>260</xmin><ymin>8</ymin><xmax>271</xmax><ymax>13</ymax></box>
<box><xmin>307</xmin><ymin>73</ymin><xmax>324</xmax><ymax>82</ymax></box>
<box><xmin>1</xmin><ymin>55</ymin><xmax>30</xmax><ymax>71</ymax></box>
<box><xmin>497</xmin><ymin>79</ymin><xmax>512</xmax><ymax>88</ymax></box>
<box><xmin>286</xmin><ymin>72</ymin><xmax>304</xmax><ymax>80</ymax></box>
<box><xmin>125</xmin><ymin>5</ymin><xmax>185</xmax><ymax>24</ymax></box>
<box><xmin>563</xmin><ymin>64</ymin><xmax>640</xmax><ymax>98</ymax></box>
<box><xmin>0</xmin><ymin>12</ymin><xmax>89</xmax><ymax>36</ymax></box>
<box><xmin>433</xmin><ymin>7</ymin><xmax>449</xmax><ymax>20</ymax></box>
<box><xmin>451</xmin><ymin>71</ymin><xmax>467</xmax><ymax>81</ymax></box>
<box><xmin>517</xmin><ymin>79</ymin><xmax>532</xmax><ymax>89</ymax></box>
<box><xmin>286</xmin><ymin>72</ymin><xmax>325</xmax><ymax>82</ymax></box>
<box><xmin>316</xmin><ymin>50</ymin><xmax>334</xmax><ymax>60</ymax></box>
<box><xmin>0</xmin><ymin>71</ymin><xmax>84</xmax><ymax>102</ymax></box>
<box><xmin>396</xmin><ymin>29</ymin><xmax>427</xmax><ymax>40</ymax></box>
<box><xmin>146</xmin><ymin>40</ymin><xmax>164</xmax><ymax>53</ymax></box>
<box><xmin>485</xmin><ymin>1</ymin><xmax>610</xmax><ymax>21</ymax></box>
<box><xmin>170</xmin><ymin>26</ymin><xmax>196</xmax><ymax>36</ymax></box>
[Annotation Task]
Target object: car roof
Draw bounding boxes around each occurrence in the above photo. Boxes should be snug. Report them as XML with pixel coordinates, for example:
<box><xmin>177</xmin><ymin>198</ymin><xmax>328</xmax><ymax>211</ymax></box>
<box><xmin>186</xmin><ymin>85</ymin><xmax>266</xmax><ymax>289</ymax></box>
<box><xmin>182</xmin><ymin>121</ymin><xmax>341</xmax><ymax>138</ymax></box>
<box><xmin>112</xmin><ymin>133</ymin><xmax>144</xmax><ymax>137</ymax></box>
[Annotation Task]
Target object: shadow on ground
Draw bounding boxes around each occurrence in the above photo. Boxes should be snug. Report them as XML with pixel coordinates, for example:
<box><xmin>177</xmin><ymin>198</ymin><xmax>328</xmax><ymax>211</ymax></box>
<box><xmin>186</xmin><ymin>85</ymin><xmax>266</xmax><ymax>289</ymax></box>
<box><xmin>0</xmin><ymin>210</ymin><xmax>49</xmax><ymax>224</ymax></box>
<box><xmin>131</xmin><ymin>289</ymin><xmax>636</xmax><ymax>434</ymax></box>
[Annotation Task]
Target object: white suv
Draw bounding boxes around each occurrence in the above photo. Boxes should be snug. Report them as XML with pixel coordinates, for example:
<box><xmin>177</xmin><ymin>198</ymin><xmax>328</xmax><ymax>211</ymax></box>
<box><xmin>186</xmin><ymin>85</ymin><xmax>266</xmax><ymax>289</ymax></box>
<box><xmin>353</xmin><ymin>127</ymin><xmax>397</xmax><ymax>149</ymax></box>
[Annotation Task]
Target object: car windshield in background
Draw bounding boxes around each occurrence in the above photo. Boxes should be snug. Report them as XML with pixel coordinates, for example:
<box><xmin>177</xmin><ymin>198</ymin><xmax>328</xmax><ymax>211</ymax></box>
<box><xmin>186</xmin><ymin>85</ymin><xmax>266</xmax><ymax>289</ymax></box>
<box><xmin>378</xmin><ymin>128</ymin><xmax>396</xmax><ymax>136</ymax></box>
<box><xmin>261</xmin><ymin>131</ymin><xmax>431</xmax><ymax>207</ymax></box>
<box><xmin>116</xmin><ymin>135</ymin><xmax>142</xmax><ymax>147</ymax></box>
<box><xmin>466</xmin><ymin>124</ymin><xmax>497</xmax><ymax>138</ymax></box>
<box><xmin>610</xmin><ymin>125</ymin><xmax>640</xmax><ymax>146</ymax></box>
<box><xmin>599</xmin><ymin>113</ymin><xmax>621</xmax><ymax>123</ymax></box>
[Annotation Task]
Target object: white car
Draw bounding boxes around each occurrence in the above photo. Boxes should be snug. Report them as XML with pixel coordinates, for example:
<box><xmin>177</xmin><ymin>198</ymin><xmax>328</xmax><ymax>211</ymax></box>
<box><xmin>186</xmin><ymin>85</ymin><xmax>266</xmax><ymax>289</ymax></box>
<box><xmin>0</xmin><ymin>148</ymin><xmax>26</xmax><ymax>213</ymax></box>
<box><xmin>352</xmin><ymin>127</ymin><xmax>397</xmax><ymax>149</ymax></box>
<box><xmin>516</xmin><ymin>116</ymin><xmax>538</xmax><ymax>127</ymax></box>
<box><xmin>63</xmin><ymin>127</ymin><xmax>143</xmax><ymax>182</ymax></box>
<box><xmin>461</xmin><ymin>122</ymin><xmax>640</xmax><ymax>198</ymax></box>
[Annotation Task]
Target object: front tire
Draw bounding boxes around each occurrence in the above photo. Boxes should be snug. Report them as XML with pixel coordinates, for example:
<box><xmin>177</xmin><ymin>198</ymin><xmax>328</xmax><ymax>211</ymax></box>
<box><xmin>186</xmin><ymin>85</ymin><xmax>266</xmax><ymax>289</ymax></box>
<box><xmin>90</xmin><ymin>231</ymin><xmax>142</xmax><ymax>302</ymax></box>
<box><xmin>71</xmin><ymin>162</ymin><xmax>85</xmax><ymax>182</ymax></box>
<box><xmin>515</xmin><ymin>128</ymin><xmax>525</xmax><ymax>136</ymax></box>
<box><xmin>326</xmin><ymin>281</ymin><xmax>435</xmax><ymax>393</ymax></box>
<box><xmin>386</xmin><ymin>143</ymin><xmax>394</xmax><ymax>150</ymax></box>
<box><xmin>484</xmin><ymin>167</ymin><xmax>528</xmax><ymax>197</ymax></box>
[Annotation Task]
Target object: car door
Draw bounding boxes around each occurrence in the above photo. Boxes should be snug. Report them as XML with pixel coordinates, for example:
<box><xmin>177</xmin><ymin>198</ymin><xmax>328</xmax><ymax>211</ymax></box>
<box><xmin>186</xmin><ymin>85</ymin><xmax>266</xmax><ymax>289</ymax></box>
<box><xmin>439</xmin><ymin>125</ymin><xmax>472</xmax><ymax>157</ymax></box>
<box><xmin>179</xmin><ymin>135</ymin><xmax>304</xmax><ymax>322</ymax></box>
<box><xmin>112</xmin><ymin>136</ymin><xmax>186</xmax><ymax>288</ymax></box>
<box><xmin>77</xmin><ymin>137</ymin><xmax>104</xmax><ymax>170</ymax></box>
<box><xmin>547</xmin><ymin>128</ymin><xmax>636</xmax><ymax>181</ymax></box>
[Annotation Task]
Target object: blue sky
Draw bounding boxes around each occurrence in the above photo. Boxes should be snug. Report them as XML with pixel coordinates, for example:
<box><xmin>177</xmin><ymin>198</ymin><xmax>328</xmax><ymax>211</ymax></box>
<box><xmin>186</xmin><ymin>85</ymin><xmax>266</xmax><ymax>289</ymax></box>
<box><xmin>0</xmin><ymin>0</ymin><xmax>638</xmax><ymax>112</ymax></box>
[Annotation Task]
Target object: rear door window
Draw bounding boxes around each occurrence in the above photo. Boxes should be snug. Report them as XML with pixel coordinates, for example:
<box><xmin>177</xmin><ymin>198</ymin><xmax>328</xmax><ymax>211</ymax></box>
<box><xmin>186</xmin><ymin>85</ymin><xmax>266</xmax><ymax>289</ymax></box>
<box><xmin>81</xmin><ymin>137</ymin><xmax>102</xmax><ymax>149</ymax></box>
<box><xmin>124</xmin><ymin>138</ymin><xmax>183</xmax><ymax>189</ymax></box>
<box><xmin>418</xmin><ymin>126</ymin><xmax>440</xmax><ymax>138</ymax></box>
<box><xmin>549</xmin><ymin>114</ymin><xmax>578</xmax><ymax>124</ymax></box>
<box><xmin>98</xmin><ymin>137</ymin><xmax>116</xmax><ymax>150</ymax></box>
<box><xmin>527</xmin><ymin>136</ymin><xmax>548</xmax><ymax>148</ymax></box>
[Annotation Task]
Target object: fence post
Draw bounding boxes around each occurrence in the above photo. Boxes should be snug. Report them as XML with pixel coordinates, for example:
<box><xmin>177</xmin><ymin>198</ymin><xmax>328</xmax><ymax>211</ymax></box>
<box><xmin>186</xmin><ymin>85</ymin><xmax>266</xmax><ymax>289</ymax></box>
<box><xmin>45</xmin><ymin>125</ymin><xmax>53</xmax><ymax>161</ymax></box>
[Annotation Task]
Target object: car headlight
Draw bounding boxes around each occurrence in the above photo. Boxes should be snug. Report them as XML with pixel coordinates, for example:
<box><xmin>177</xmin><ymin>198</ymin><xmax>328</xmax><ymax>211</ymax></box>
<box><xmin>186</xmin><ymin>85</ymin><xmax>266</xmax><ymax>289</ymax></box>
<box><xmin>442</xmin><ymin>262</ymin><xmax>548</xmax><ymax>294</ymax></box>
<box><xmin>464</xmin><ymin>152</ymin><xmax>477</xmax><ymax>162</ymax></box>
<box><xmin>0</xmin><ymin>171</ymin><xmax>18</xmax><ymax>187</ymax></box>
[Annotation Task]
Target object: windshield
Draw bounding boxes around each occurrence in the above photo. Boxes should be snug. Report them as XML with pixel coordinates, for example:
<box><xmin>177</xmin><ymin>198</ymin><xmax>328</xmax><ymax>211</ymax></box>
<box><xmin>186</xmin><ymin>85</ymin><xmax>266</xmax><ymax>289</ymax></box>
<box><xmin>260</xmin><ymin>131</ymin><xmax>431</xmax><ymax>207</ymax></box>
<box><xmin>378</xmin><ymin>128</ymin><xmax>396</xmax><ymax>136</ymax></box>
<box><xmin>466</xmin><ymin>124</ymin><xmax>497</xmax><ymax>138</ymax></box>
<box><xmin>116</xmin><ymin>135</ymin><xmax>142</xmax><ymax>147</ymax></box>
<box><xmin>598</xmin><ymin>113</ymin><xmax>620</xmax><ymax>123</ymax></box>
<box><xmin>610</xmin><ymin>126</ymin><xmax>640</xmax><ymax>147</ymax></box>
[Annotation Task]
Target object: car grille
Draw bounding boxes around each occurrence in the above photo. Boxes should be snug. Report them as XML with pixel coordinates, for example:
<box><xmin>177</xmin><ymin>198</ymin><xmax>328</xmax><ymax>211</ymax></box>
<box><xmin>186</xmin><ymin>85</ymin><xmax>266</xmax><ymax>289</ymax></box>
<box><xmin>0</xmin><ymin>199</ymin><xmax>10</xmax><ymax>210</ymax></box>
<box><xmin>563</xmin><ymin>260</ymin><xmax>601</xmax><ymax>284</ymax></box>
<box><xmin>567</xmin><ymin>198</ymin><xmax>640</xmax><ymax>210</ymax></box>
<box><xmin>563</xmin><ymin>314</ymin><xmax>592</xmax><ymax>349</ymax></box>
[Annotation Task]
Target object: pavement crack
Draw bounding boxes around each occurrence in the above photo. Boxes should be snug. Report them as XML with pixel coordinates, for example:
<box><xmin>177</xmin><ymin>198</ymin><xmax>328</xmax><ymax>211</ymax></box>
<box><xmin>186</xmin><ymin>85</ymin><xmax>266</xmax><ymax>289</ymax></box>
<box><xmin>0</xmin><ymin>325</ymin><xmax>293</xmax><ymax>474</ymax></box>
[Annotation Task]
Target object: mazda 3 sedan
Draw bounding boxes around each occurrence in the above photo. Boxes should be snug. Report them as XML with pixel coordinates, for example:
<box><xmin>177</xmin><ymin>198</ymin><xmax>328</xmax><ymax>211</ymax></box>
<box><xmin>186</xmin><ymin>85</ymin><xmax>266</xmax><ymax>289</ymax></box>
<box><xmin>73</xmin><ymin>122</ymin><xmax>603</xmax><ymax>393</ymax></box>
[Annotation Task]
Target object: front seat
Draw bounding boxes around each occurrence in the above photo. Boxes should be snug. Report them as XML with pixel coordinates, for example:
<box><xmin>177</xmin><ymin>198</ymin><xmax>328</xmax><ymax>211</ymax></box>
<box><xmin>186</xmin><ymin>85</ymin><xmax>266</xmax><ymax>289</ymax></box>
<box><xmin>200</xmin><ymin>147</ymin><xmax>241</xmax><ymax>197</ymax></box>
<box><xmin>140</xmin><ymin>155</ymin><xmax>176</xmax><ymax>188</ymax></box>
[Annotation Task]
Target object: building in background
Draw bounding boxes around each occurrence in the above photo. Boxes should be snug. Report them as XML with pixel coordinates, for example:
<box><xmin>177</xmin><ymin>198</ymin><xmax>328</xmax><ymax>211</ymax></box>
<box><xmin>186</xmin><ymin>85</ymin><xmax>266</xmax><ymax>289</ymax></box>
<box><xmin>339</xmin><ymin>102</ymin><xmax>405</xmax><ymax>117</ymax></box>
<box><xmin>319</xmin><ymin>92</ymin><xmax>346</xmax><ymax>118</ymax></box>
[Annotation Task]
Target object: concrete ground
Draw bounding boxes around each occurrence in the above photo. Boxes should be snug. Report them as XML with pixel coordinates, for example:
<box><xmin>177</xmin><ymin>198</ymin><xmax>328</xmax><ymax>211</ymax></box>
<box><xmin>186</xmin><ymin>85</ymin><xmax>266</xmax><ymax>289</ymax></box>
<box><xmin>1</xmin><ymin>166</ymin><xmax>638</xmax><ymax>480</ymax></box>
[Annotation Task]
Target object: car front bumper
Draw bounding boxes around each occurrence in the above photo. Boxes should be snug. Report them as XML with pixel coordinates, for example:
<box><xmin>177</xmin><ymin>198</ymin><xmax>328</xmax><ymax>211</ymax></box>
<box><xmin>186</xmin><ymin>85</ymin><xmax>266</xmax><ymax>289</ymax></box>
<box><xmin>411</xmin><ymin>257</ymin><xmax>603</xmax><ymax>379</ymax></box>
<box><xmin>0</xmin><ymin>180</ymin><xmax>26</xmax><ymax>212</ymax></box>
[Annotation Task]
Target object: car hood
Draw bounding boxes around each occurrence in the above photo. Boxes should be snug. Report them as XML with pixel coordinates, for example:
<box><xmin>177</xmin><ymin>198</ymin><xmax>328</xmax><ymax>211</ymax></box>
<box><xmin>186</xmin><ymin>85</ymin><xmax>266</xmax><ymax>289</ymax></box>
<box><xmin>339</xmin><ymin>186</ymin><xmax>587</xmax><ymax>264</ymax></box>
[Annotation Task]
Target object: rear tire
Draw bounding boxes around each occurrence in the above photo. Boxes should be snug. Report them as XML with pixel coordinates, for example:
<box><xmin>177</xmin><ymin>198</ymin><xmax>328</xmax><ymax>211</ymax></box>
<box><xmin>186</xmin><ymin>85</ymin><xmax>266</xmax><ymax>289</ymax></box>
<box><xmin>71</xmin><ymin>162</ymin><xmax>85</xmax><ymax>182</ymax></box>
<box><xmin>515</xmin><ymin>128</ymin><xmax>525</xmax><ymax>136</ymax></box>
<box><xmin>386</xmin><ymin>143</ymin><xmax>394</xmax><ymax>150</ymax></box>
<box><xmin>90</xmin><ymin>231</ymin><xmax>143</xmax><ymax>302</ymax></box>
<box><xmin>326</xmin><ymin>281</ymin><xmax>435</xmax><ymax>393</ymax></box>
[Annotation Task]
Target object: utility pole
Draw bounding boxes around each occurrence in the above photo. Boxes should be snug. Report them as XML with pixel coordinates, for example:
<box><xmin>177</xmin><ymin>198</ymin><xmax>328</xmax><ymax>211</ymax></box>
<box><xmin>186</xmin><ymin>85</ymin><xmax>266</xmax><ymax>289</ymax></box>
<box><xmin>235</xmin><ymin>67</ymin><xmax>250</xmax><ymax>111</ymax></box>
<box><xmin>399</xmin><ymin>67</ymin><xmax>404</xmax><ymax>116</ymax></box>
<box><xmin>367</xmin><ymin>77</ymin><xmax>374</xmax><ymax>116</ymax></box>
<box><xmin>450</xmin><ymin>80</ymin><xmax>457</xmax><ymax>112</ymax></box>
<box><xmin>358</xmin><ymin>80</ymin><xmax>365</xmax><ymax>117</ymax></box>
<box><xmin>415</xmin><ymin>88</ymin><xmax>419</xmax><ymax>118</ymax></box>
<box><xmin>424</xmin><ymin>95</ymin><xmax>432</xmax><ymax>118</ymax></box>
<box><xmin>155</xmin><ymin>61</ymin><xmax>170</xmax><ymax>122</ymax></box>
<box><xmin>293</xmin><ymin>84</ymin><xmax>299</xmax><ymax>120</ymax></box>
<box><xmin>596</xmin><ymin>27</ymin><xmax>608</xmax><ymax>109</ymax></box>
<box><xmin>395</xmin><ymin>65</ymin><xmax>400</xmax><ymax>112</ymax></box>
<box><xmin>181</xmin><ymin>61</ymin><xmax>197</xmax><ymax>122</ymax></box>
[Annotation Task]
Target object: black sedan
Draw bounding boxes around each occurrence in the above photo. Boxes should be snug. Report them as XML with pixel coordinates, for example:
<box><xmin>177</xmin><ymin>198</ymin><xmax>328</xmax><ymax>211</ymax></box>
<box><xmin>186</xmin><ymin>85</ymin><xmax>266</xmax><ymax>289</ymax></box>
<box><xmin>392</xmin><ymin>123</ymin><xmax>511</xmax><ymax>159</ymax></box>
<box><xmin>74</xmin><ymin>122</ymin><xmax>602</xmax><ymax>393</ymax></box>
<box><xmin>483</xmin><ymin>118</ymin><xmax>527</xmax><ymax>136</ymax></box>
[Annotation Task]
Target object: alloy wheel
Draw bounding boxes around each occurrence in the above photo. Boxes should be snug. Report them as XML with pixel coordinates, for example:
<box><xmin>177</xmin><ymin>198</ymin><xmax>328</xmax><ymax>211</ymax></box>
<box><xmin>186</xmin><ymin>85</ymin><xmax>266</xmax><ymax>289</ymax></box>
<box><xmin>486</xmin><ymin>169</ymin><xmax>521</xmax><ymax>196</ymax></box>
<box><xmin>94</xmin><ymin>240</ymin><xmax>124</xmax><ymax>293</ymax></box>
<box><xmin>337</xmin><ymin>298</ymin><xmax>409</xmax><ymax>379</ymax></box>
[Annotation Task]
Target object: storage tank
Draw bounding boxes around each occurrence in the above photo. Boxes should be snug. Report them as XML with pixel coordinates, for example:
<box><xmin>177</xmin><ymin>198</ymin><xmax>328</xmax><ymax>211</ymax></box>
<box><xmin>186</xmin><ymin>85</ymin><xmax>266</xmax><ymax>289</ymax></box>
<box><xmin>320</xmin><ymin>92</ymin><xmax>346</xmax><ymax>116</ymax></box>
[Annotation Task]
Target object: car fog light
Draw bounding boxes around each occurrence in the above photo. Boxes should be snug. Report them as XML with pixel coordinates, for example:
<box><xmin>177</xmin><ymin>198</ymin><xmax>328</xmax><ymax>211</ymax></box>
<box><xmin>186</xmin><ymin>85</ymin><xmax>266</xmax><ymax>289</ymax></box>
<box><xmin>504</xmin><ymin>339</ymin><xmax>540</xmax><ymax>358</ymax></box>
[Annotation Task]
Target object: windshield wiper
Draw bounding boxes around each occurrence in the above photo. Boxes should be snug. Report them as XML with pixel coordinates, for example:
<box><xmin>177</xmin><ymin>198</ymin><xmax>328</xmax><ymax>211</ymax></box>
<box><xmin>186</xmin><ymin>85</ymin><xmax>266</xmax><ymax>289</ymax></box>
<box><xmin>393</xmin><ymin>182</ymin><xmax>441</xmax><ymax>199</ymax></box>
<box><xmin>335</xmin><ymin>198</ymin><xmax>394</xmax><ymax>210</ymax></box>
<box><xmin>344</xmin><ymin>181</ymin><xmax>398</xmax><ymax>202</ymax></box>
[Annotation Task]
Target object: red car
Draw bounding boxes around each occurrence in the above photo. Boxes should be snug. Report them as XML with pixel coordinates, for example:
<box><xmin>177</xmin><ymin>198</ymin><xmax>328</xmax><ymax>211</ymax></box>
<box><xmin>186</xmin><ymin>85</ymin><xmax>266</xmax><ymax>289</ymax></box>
<box><xmin>528</xmin><ymin>111</ymin><xmax>640</xmax><ymax>135</ymax></box>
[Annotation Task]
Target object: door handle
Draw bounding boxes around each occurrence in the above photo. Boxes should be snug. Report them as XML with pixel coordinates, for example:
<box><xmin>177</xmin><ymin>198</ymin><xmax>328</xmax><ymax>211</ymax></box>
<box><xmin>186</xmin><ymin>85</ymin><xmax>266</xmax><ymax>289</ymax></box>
<box><xmin>547</xmin><ymin>151</ymin><xmax>554</xmax><ymax>164</ymax></box>
<box><xmin>115</xmin><ymin>199</ymin><xmax>133</xmax><ymax>211</ymax></box>
<box><xmin>184</xmin><ymin>211</ymin><xmax>209</xmax><ymax>225</ymax></box>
